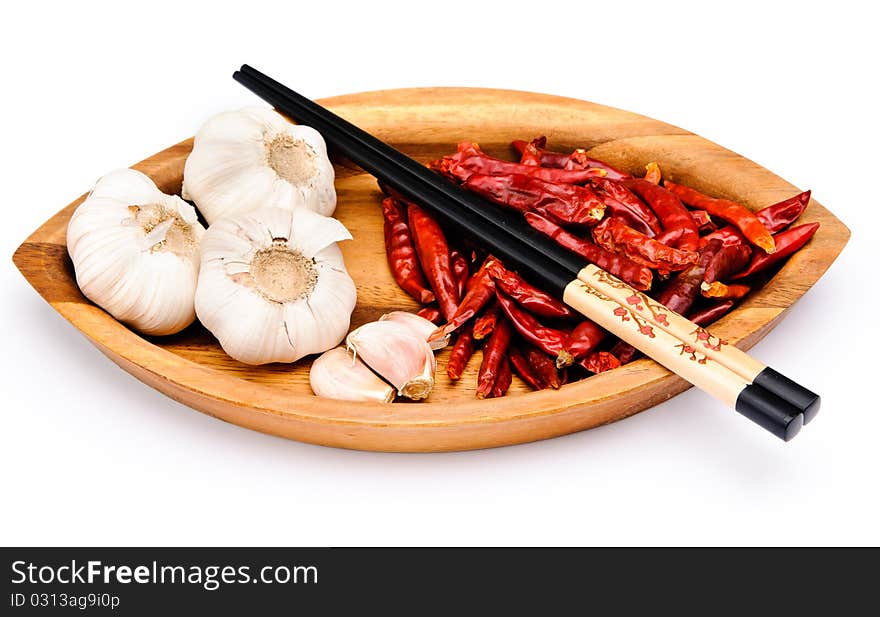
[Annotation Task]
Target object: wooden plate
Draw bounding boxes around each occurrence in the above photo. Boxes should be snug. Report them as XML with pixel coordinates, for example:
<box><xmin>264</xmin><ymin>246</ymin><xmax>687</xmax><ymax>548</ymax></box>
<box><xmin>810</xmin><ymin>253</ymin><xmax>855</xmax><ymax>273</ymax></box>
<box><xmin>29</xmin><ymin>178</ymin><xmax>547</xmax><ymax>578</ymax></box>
<box><xmin>13</xmin><ymin>88</ymin><xmax>849</xmax><ymax>452</ymax></box>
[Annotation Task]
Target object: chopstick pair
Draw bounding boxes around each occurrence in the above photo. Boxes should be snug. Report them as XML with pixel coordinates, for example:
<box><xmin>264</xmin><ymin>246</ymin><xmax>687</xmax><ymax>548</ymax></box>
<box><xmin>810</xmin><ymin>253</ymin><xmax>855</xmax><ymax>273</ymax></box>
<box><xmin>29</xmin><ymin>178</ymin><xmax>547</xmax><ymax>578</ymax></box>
<box><xmin>566</xmin><ymin>266</ymin><xmax>814</xmax><ymax>440</ymax></box>
<box><xmin>573</xmin><ymin>264</ymin><xmax>820</xmax><ymax>419</ymax></box>
<box><xmin>232</xmin><ymin>64</ymin><xmax>819</xmax><ymax>441</ymax></box>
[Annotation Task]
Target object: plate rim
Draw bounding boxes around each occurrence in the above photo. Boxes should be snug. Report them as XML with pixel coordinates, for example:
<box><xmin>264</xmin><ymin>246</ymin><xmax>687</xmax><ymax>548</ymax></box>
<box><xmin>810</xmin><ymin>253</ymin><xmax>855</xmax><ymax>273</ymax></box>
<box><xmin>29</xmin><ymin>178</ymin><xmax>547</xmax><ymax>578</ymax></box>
<box><xmin>12</xmin><ymin>87</ymin><xmax>850</xmax><ymax>451</ymax></box>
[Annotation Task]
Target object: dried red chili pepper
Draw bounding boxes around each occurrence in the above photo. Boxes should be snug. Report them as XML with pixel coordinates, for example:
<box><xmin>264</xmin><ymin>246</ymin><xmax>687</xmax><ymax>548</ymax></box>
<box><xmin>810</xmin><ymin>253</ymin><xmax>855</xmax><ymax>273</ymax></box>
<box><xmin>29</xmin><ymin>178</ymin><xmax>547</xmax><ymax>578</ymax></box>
<box><xmin>590</xmin><ymin>177</ymin><xmax>661</xmax><ymax>237</ymax></box>
<box><xmin>731</xmin><ymin>222</ymin><xmax>820</xmax><ymax>280</ymax></box>
<box><xmin>473</xmin><ymin>303</ymin><xmax>501</xmax><ymax>340</ymax></box>
<box><xmin>407</xmin><ymin>202</ymin><xmax>460</xmax><ymax>320</ymax></box>
<box><xmin>609</xmin><ymin>340</ymin><xmax>639</xmax><ymax>365</ymax></box>
<box><xmin>450</xmin><ymin>249</ymin><xmax>469</xmax><ymax>298</ymax></box>
<box><xmin>559</xmin><ymin>319</ymin><xmax>606</xmax><ymax>368</ymax></box>
<box><xmin>446</xmin><ymin>322</ymin><xmax>475</xmax><ymax>381</ymax></box>
<box><xmin>511</xmin><ymin>137</ymin><xmax>556</xmax><ymax>166</ymax></box>
<box><xmin>564</xmin><ymin>149</ymin><xmax>631</xmax><ymax>181</ymax></box>
<box><xmin>757</xmin><ymin>190</ymin><xmax>811</xmax><ymax>230</ymax></box>
<box><xmin>559</xmin><ymin>371</ymin><xmax>570</xmax><ymax>387</ymax></box>
<box><xmin>699</xmin><ymin>226</ymin><xmax>748</xmax><ymax>248</ymax></box>
<box><xmin>580</xmin><ymin>350</ymin><xmax>621</xmax><ymax>374</ymax></box>
<box><xmin>699</xmin><ymin>190</ymin><xmax>811</xmax><ymax>248</ymax></box>
<box><xmin>518</xmin><ymin>139</ymin><xmax>543</xmax><ymax>166</ymax></box>
<box><xmin>591</xmin><ymin>217</ymin><xmax>698</xmax><ymax>271</ymax></box>
<box><xmin>656</xmin><ymin>239</ymin><xmax>724</xmax><ymax>315</ymax></box>
<box><xmin>690</xmin><ymin>209</ymin><xmax>716</xmax><ymax>233</ymax></box>
<box><xmin>491</xmin><ymin>357</ymin><xmax>513</xmax><ymax>398</ymax></box>
<box><xmin>511</xmin><ymin>138</ymin><xmax>631</xmax><ymax>180</ymax></box>
<box><xmin>663</xmin><ymin>180</ymin><xmax>776</xmax><ymax>254</ymax></box>
<box><xmin>476</xmin><ymin>317</ymin><xmax>513</xmax><ymax>399</ymax></box>
<box><xmin>463</xmin><ymin>173</ymin><xmax>605</xmax><ymax>226</ymax></box>
<box><xmin>689</xmin><ymin>300</ymin><xmax>736</xmax><ymax>327</ymax></box>
<box><xmin>704</xmin><ymin>244</ymin><xmax>752</xmax><ymax>284</ymax></box>
<box><xmin>486</xmin><ymin>261</ymin><xmax>576</xmax><ymax>320</ymax></box>
<box><xmin>523</xmin><ymin>212</ymin><xmax>654</xmax><ymax>290</ymax></box>
<box><xmin>432</xmin><ymin>142</ymin><xmax>607</xmax><ymax>184</ymax></box>
<box><xmin>381</xmin><ymin>198</ymin><xmax>435</xmax><ymax>305</ymax></box>
<box><xmin>417</xmin><ymin>306</ymin><xmax>442</xmax><ymax>324</ymax></box>
<box><xmin>526</xmin><ymin>347</ymin><xmax>562</xmax><ymax>389</ymax></box>
<box><xmin>653</xmin><ymin>227</ymin><xmax>685</xmax><ymax>247</ymax></box>
<box><xmin>433</xmin><ymin>257</ymin><xmax>498</xmax><ymax>339</ymax></box>
<box><xmin>495</xmin><ymin>290</ymin><xmax>570</xmax><ymax>362</ymax></box>
<box><xmin>701</xmin><ymin>281</ymin><xmax>751</xmax><ymax>300</ymax></box>
<box><xmin>509</xmin><ymin>345</ymin><xmax>544</xmax><ymax>390</ymax></box>
<box><xmin>644</xmin><ymin>162</ymin><xmax>662</xmax><ymax>185</ymax></box>
<box><xmin>623</xmin><ymin>179</ymin><xmax>700</xmax><ymax>252</ymax></box>
<box><xmin>511</xmin><ymin>137</ymin><xmax>569</xmax><ymax>167</ymax></box>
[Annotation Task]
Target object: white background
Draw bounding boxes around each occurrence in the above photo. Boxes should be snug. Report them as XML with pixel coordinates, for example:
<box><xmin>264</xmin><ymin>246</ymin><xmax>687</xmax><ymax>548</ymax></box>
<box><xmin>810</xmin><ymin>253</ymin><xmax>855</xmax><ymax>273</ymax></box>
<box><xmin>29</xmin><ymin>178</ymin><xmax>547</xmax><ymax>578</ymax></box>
<box><xmin>2</xmin><ymin>1</ymin><xmax>877</xmax><ymax>546</ymax></box>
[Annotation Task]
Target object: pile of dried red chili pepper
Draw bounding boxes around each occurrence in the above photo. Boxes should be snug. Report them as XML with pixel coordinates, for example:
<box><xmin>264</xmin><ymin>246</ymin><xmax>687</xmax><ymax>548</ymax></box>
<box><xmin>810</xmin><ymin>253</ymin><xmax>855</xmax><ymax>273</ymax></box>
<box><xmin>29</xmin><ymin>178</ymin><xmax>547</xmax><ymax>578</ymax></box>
<box><xmin>380</xmin><ymin>136</ymin><xmax>819</xmax><ymax>398</ymax></box>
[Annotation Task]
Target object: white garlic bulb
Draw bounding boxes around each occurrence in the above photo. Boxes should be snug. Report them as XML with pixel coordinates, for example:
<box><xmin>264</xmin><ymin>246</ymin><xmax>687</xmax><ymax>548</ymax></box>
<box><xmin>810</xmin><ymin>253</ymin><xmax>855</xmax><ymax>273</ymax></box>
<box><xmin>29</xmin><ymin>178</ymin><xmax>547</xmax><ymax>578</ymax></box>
<box><xmin>195</xmin><ymin>206</ymin><xmax>356</xmax><ymax>365</ymax></box>
<box><xmin>310</xmin><ymin>347</ymin><xmax>395</xmax><ymax>404</ymax></box>
<box><xmin>66</xmin><ymin>168</ymin><xmax>205</xmax><ymax>335</ymax></box>
<box><xmin>182</xmin><ymin>107</ymin><xmax>336</xmax><ymax>224</ymax></box>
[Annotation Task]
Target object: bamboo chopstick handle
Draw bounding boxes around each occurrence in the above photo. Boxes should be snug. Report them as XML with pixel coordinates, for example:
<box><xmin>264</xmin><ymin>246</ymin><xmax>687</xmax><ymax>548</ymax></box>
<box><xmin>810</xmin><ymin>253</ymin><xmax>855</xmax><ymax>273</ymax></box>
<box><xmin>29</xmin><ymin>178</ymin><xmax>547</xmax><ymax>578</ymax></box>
<box><xmin>576</xmin><ymin>265</ymin><xmax>820</xmax><ymax>423</ymax></box>
<box><xmin>562</xmin><ymin>279</ymin><xmax>804</xmax><ymax>440</ymax></box>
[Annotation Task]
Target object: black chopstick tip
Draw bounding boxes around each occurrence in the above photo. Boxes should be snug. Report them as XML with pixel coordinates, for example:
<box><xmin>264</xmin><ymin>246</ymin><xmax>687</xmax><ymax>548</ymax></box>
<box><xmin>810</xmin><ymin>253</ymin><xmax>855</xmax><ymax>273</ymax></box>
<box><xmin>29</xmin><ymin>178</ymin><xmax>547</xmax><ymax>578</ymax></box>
<box><xmin>781</xmin><ymin>413</ymin><xmax>804</xmax><ymax>442</ymax></box>
<box><xmin>753</xmin><ymin>367</ymin><xmax>821</xmax><ymax>424</ymax></box>
<box><xmin>735</xmin><ymin>384</ymin><xmax>804</xmax><ymax>441</ymax></box>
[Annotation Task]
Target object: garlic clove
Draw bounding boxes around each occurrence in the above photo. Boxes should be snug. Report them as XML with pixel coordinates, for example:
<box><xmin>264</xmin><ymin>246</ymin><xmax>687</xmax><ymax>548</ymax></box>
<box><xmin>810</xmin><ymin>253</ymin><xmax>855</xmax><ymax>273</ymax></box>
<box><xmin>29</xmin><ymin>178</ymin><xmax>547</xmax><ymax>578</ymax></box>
<box><xmin>302</xmin><ymin>258</ymin><xmax>357</xmax><ymax>329</ymax></box>
<box><xmin>310</xmin><ymin>347</ymin><xmax>395</xmax><ymax>404</ymax></box>
<box><xmin>346</xmin><ymin>321</ymin><xmax>435</xmax><ymax>401</ymax></box>
<box><xmin>195</xmin><ymin>206</ymin><xmax>356</xmax><ymax>365</ymax></box>
<box><xmin>379</xmin><ymin>311</ymin><xmax>450</xmax><ymax>351</ymax></box>
<box><xmin>183</xmin><ymin>107</ymin><xmax>337</xmax><ymax>224</ymax></box>
<box><xmin>205</xmin><ymin>284</ymin><xmax>287</xmax><ymax>365</ymax></box>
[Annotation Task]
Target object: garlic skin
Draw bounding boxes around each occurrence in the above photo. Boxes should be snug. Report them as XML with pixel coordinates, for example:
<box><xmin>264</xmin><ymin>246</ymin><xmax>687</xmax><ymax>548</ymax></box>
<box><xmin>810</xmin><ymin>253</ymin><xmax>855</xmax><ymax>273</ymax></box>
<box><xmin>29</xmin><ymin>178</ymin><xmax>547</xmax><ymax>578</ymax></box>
<box><xmin>66</xmin><ymin>168</ymin><xmax>204</xmax><ymax>335</ymax></box>
<box><xmin>310</xmin><ymin>347</ymin><xmax>395</xmax><ymax>403</ymax></box>
<box><xmin>379</xmin><ymin>311</ymin><xmax>450</xmax><ymax>351</ymax></box>
<box><xmin>195</xmin><ymin>206</ymin><xmax>355</xmax><ymax>365</ymax></box>
<box><xmin>183</xmin><ymin>107</ymin><xmax>336</xmax><ymax>224</ymax></box>
<box><xmin>346</xmin><ymin>321</ymin><xmax>436</xmax><ymax>400</ymax></box>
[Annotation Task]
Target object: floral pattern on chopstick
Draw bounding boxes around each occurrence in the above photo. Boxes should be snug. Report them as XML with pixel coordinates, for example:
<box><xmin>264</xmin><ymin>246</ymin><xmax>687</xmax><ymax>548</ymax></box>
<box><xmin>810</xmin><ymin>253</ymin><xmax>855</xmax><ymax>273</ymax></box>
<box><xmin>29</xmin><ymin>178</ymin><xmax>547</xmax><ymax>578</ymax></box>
<box><xmin>674</xmin><ymin>329</ymin><xmax>727</xmax><ymax>364</ymax></box>
<box><xmin>693</xmin><ymin>326</ymin><xmax>727</xmax><ymax>352</ymax></box>
<box><xmin>591</xmin><ymin>268</ymin><xmax>672</xmax><ymax>326</ymax></box>
<box><xmin>577</xmin><ymin>269</ymin><xmax>729</xmax><ymax>364</ymax></box>
<box><xmin>576</xmin><ymin>281</ymin><xmax>664</xmax><ymax>344</ymax></box>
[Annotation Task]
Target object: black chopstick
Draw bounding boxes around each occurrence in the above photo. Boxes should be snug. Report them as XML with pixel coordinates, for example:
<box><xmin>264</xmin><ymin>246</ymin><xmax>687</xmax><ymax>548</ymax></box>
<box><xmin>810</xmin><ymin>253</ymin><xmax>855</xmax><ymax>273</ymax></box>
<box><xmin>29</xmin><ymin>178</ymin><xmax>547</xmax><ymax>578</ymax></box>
<box><xmin>232</xmin><ymin>65</ymin><xmax>819</xmax><ymax>439</ymax></box>
<box><xmin>233</xmin><ymin>66</ymin><xmax>583</xmax><ymax>295</ymax></box>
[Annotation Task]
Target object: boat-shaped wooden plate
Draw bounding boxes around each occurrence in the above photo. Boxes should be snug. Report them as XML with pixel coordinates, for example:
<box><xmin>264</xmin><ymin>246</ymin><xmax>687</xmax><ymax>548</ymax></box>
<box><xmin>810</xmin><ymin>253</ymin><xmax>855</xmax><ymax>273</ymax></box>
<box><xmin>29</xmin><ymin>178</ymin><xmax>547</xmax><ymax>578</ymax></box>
<box><xmin>14</xmin><ymin>88</ymin><xmax>849</xmax><ymax>451</ymax></box>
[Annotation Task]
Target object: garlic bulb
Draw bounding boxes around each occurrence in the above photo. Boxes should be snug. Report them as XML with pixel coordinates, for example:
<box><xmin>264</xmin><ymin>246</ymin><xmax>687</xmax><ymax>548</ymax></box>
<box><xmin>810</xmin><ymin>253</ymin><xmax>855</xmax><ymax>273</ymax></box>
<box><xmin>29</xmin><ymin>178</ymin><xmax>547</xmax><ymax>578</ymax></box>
<box><xmin>182</xmin><ymin>107</ymin><xmax>336</xmax><ymax>224</ymax></box>
<box><xmin>195</xmin><ymin>206</ymin><xmax>355</xmax><ymax>365</ymax></box>
<box><xmin>379</xmin><ymin>311</ymin><xmax>450</xmax><ymax>351</ymax></box>
<box><xmin>347</xmin><ymin>321</ymin><xmax>436</xmax><ymax>400</ymax></box>
<box><xmin>310</xmin><ymin>347</ymin><xmax>395</xmax><ymax>403</ymax></box>
<box><xmin>66</xmin><ymin>168</ymin><xmax>204</xmax><ymax>335</ymax></box>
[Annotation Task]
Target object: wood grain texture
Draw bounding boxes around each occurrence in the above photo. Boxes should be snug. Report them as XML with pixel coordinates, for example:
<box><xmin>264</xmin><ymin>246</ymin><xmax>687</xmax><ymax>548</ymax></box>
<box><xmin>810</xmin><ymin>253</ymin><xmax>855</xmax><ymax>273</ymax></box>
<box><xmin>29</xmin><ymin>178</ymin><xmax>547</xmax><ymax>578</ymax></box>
<box><xmin>12</xmin><ymin>88</ymin><xmax>849</xmax><ymax>451</ymax></box>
